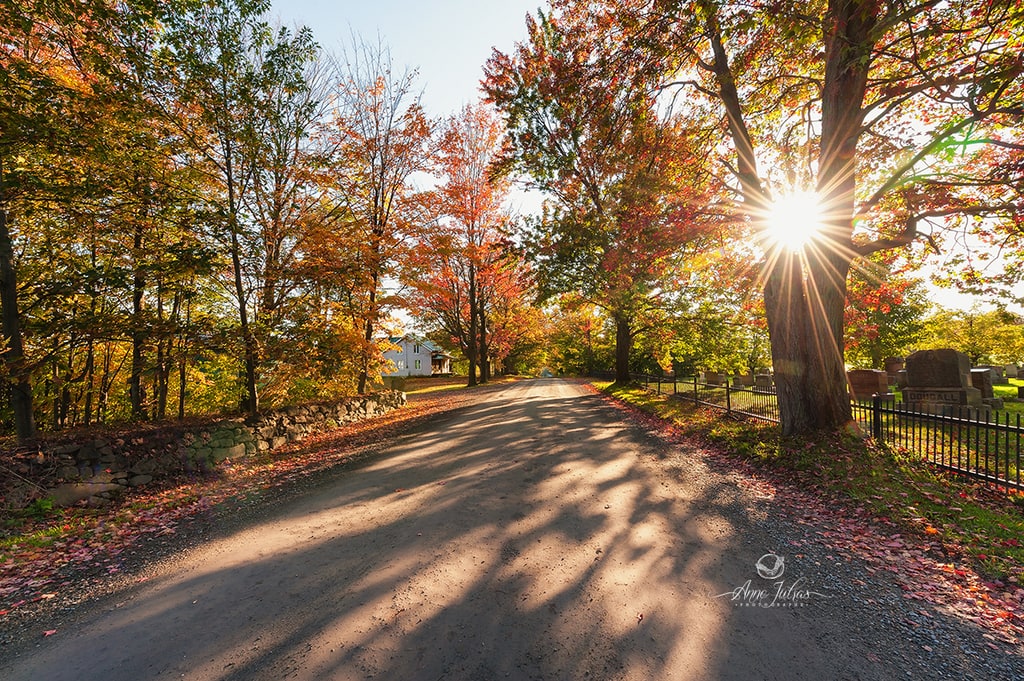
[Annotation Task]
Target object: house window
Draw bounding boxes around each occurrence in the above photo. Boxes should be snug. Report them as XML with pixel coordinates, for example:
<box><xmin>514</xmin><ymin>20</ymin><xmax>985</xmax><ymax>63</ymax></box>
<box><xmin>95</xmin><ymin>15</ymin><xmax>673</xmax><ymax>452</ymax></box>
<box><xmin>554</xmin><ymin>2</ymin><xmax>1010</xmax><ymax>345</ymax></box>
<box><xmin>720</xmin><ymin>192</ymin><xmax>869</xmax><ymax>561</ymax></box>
<box><xmin>413</xmin><ymin>344</ymin><xmax>421</xmax><ymax>354</ymax></box>
<box><xmin>414</xmin><ymin>359</ymin><xmax>421</xmax><ymax>370</ymax></box>
<box><xmin>397</xmin><ymin>360</ymin><xmax>405</xmax><ymax>370</ymax></box>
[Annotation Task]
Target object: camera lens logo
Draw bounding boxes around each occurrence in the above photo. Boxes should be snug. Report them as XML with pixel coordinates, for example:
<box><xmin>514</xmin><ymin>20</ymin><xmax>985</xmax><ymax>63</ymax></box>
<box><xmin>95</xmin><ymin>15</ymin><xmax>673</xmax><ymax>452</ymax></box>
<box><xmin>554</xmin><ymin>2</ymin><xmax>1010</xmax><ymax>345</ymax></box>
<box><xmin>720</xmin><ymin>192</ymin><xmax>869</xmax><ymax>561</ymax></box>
<box><xmin>755</xmin><ymin>553</ymin><xmax>785</xmax><ymax>580</ymax></box>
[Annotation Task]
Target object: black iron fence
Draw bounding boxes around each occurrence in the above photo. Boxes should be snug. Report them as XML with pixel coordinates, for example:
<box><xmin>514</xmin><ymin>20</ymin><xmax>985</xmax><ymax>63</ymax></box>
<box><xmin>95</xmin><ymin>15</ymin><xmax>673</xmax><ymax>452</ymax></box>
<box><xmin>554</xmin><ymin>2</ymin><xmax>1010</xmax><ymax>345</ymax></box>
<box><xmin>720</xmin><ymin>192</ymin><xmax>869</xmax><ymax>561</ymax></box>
<box><xmin>631</xmin><ymin>373</ymin><xmax>781</xmax><ymax>422</ymax></box>
<box><xmin>852</xmin><ymin>395</ymin><xmax>1022</xmax><ymax>491</ymax></box>
<box><xmin>626</xmin><ymin>373</ymin><xmax>1023</xmax><ymax>492</ymax></box>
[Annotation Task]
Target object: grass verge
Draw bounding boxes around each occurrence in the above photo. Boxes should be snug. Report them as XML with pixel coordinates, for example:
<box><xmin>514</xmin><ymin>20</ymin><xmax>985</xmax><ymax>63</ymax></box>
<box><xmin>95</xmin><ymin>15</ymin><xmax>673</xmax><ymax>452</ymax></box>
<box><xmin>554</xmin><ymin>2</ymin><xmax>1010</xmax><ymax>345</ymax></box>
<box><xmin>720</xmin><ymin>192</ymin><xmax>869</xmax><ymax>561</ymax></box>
<box><xmin>596</xmin><ymin>380</ymin><xmax>1024</xmax><ymax>582</ymax></box>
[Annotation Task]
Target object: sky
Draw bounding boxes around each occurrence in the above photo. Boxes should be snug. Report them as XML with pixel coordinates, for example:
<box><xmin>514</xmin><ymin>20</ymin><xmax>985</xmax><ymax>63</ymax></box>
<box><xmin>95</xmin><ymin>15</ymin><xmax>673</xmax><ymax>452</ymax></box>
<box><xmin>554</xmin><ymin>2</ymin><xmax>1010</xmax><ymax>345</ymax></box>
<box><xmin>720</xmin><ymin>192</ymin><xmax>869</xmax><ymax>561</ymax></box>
<box><xmin>269</xmin><ymin>0</ymin><xmax>541</xmax><ymax>118</ymax></box>
<box><xmin>270</xmin><ymin>0</ymin><xmax>544</xmax><ymax>218</ymax></box>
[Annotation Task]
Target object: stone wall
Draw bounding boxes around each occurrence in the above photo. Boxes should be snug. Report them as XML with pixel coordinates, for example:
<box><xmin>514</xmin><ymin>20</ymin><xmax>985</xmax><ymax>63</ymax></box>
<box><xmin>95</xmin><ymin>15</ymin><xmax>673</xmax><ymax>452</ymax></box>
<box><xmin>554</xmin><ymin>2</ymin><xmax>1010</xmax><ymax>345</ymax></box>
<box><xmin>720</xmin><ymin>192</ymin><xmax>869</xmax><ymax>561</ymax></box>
<box><xmin>2</xmin><ymin>391</ymin><xmax>406</xmax><ymax>510</ymax></box>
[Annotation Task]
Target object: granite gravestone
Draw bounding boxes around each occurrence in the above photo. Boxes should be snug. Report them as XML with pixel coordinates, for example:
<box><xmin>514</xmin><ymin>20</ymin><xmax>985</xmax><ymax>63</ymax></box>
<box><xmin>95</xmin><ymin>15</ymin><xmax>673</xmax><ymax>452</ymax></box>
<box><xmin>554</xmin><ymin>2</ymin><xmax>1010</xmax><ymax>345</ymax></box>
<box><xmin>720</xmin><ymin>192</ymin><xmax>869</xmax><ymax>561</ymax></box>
<box><xmin>970</xmin><ymin>367</ymin><xmax>995</xmax><ymax>399</ymax></box>
<box><xmin>884</xmin><ymin>357</ymin><xmax>904</xmax><ymax>385</ymax></box>
<box><xmin>978</xmin><ymin>365</ymin><xmax>1008</xmax><ymax>385</ymax></box>
<box><xmin>732</xmin><ymin>373</ymin><xmax>755</xmax><ymax>387</ymax></box>
<box><xmin>847</xmin><ymin>369</ymin><xmax>890</xmax><ymax>400</ymax></box>
<box><xmin>971</xmin><ymin>368</ymin><xmax>1005</xmax><ymax>409</ymax></box>
<box><xmin>903</xmin><ymin>349</ymin><xmax>982</xmax><ymax>410</ymax></box>
<box><xmin>701</xmin><ymin>370</ymin><xmax>725</xmax><ymax>386</ymax></box>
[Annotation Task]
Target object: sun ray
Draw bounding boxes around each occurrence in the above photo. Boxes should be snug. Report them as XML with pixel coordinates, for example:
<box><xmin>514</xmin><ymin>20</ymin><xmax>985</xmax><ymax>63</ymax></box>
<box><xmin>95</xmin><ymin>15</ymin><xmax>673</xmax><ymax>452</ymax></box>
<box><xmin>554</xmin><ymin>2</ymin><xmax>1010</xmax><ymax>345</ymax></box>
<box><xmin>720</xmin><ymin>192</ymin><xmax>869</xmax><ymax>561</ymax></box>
<box><xmin>765</xmin><ymin>190</ymin><xmax>826</xmax><ymax>253</ymax></box>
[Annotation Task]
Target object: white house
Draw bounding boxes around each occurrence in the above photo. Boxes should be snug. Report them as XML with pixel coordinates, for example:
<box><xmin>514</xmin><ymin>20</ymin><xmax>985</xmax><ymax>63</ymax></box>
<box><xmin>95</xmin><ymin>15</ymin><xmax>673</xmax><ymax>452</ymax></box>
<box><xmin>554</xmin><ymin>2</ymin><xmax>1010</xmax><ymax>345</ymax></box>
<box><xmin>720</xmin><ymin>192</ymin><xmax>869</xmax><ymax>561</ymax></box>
<box><xmin>382</xmin><ymin>335</ymin><xmax>452</xmax><ymax>377</ymax></box>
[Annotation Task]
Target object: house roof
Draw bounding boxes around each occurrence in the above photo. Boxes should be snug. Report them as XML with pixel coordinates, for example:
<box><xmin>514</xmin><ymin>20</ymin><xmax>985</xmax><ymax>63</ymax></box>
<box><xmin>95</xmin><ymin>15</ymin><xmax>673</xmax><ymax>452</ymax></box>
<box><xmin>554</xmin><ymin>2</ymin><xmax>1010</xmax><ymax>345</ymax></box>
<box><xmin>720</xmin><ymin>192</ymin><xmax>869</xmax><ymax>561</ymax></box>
<box><xmin>386</xmin><ymin>334</ymin><xmax>450</xmax><ymax>355</ymax></box>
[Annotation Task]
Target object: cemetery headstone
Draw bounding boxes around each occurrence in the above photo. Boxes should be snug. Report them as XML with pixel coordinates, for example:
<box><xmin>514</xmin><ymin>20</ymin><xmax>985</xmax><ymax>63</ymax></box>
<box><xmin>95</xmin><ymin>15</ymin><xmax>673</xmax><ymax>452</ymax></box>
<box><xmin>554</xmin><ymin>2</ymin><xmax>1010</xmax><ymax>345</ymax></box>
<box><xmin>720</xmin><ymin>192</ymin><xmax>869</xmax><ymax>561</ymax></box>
<box><xmin>847</xmin><ymin>369</ymin><xmax>890</xmax><ymax>400</ymax></box>
<box><xmin>970</xmin><ymin>368</ymin><xmax>995</xmax><ymax>399</ymax></box>
<box><xmin>733</xmin><ymin>373</ymin><xmax>755</xmax><ymax>387</ymax></box>
<box><xmin>884</xmin><ymin>356</ymin><xmax>904</xmax><ymax>376</ymax></box>
<box><xmin>903</xmin><ymin>349</ymin><xmax>982</xmax><ymax>410</ymax></box>
<box><xmin>979</xmin><ymin>365</ymin><xmax>1008</xmax><ymax>385</ymax></box>
<box><xmin>971</xmin><ymin>367</ymin><xmax>1008</xmax><ymax>409</ymax></box>
<box><xmin>702</xmin><ymin>370</ymin><xmax>724</xmax><ymax>386</ymax></box>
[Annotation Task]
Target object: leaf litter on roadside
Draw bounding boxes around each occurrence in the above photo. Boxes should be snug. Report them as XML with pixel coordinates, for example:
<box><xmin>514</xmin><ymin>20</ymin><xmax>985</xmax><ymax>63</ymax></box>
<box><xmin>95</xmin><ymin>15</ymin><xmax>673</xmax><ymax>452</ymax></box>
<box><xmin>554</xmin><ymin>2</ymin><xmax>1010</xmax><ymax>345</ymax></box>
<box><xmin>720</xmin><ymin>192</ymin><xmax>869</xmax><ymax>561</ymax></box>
<box><xmin>588</xmin><ymin>381</ymin><xmax>1023</xmax><ymax>647</ymax></box>
<box><xmin>0</xmin><ymin>389</ymin><xmax>478</xmax><ymax>619</ymax></box>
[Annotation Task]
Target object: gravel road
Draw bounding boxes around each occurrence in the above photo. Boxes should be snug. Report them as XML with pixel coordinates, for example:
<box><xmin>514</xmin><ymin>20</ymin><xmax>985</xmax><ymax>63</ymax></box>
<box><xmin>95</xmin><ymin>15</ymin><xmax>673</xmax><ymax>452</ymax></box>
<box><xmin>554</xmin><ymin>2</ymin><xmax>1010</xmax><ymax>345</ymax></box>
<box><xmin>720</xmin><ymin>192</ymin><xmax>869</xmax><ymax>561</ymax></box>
<box><xmin>2</xmin><ymin>378</ymin><xmax>1021</xmax><ymax>680</ymax></box>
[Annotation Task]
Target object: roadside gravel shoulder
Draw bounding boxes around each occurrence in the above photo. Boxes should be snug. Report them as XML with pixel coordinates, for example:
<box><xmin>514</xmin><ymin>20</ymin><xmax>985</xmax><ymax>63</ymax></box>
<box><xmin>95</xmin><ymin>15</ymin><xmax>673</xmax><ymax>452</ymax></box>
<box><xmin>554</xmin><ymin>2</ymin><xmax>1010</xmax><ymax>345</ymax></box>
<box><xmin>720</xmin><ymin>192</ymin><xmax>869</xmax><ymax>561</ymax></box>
<box><xmin>593</xmin><ymin>382</ymin><xmax>1024</xmax><ymax>680</ymax></box>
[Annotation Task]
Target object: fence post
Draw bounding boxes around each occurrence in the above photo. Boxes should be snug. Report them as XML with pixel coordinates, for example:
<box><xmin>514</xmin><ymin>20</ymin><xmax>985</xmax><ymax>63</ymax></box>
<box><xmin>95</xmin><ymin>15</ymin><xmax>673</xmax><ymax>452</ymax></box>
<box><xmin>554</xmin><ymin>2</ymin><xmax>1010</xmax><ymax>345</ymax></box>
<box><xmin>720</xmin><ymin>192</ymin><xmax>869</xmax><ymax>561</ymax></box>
<box><xmin>726</xmin><ymin>382</ymin><xmax>732</xmax><ymax>414</ymax></box>
<box><xmin>693</xmin><ymin>375</ymin><xmax>698</xmax><ymax>402</ymax></box>
<box><xmin>657</xmin><ymin>374</ymin><xmax>662</xmax><ymax>394</ymax></box>
<box><xmin>871</xmin><ymin>393</ymin><xmax>882</xmax><ymax>440</ymax></box>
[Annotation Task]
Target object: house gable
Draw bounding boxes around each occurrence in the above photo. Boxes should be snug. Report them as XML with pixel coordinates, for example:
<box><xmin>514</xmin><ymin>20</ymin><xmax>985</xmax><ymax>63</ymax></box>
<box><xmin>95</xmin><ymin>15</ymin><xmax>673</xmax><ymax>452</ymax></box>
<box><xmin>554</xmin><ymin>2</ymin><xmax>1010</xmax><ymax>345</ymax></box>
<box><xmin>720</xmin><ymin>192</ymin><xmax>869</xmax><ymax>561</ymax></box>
<box><xmin>381</xmin><ymin>334</ymin><xmax>442</xmax><ymax>377</ymax></box>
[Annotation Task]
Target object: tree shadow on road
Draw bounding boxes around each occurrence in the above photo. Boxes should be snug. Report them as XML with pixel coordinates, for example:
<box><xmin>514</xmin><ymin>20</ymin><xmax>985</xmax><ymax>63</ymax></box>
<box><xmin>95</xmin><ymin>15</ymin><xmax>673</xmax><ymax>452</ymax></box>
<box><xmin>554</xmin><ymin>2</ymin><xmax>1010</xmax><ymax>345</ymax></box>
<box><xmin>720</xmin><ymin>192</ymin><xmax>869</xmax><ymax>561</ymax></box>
<box><xmin>5</xmin><ymin>379</ymin><xmax>1003</xmax><ymax>681</ymax></box>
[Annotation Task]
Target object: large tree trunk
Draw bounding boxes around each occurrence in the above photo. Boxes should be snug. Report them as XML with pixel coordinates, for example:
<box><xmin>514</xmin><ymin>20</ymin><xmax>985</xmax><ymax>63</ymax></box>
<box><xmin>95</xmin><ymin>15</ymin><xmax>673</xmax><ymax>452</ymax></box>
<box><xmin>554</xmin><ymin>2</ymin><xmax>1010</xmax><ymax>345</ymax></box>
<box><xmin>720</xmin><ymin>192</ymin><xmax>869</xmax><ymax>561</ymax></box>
<box><xmin>764</xmin><ymin>250</ymin><xmax>852</xmax><ymax>435</ymax></box>
<box><xmin>762</xmin><ymin>0</ymin><xmax>876</xmax><ymax>435</ymax></box>
<box><xmin>0</xmin><ymin>203</ymin><xmax>35</xmax><ymax>440</ymax></box>
<box><xmin>613</xmin><ymin>314</ymin><xmax>631</xmax><ymax>383</ymax></box>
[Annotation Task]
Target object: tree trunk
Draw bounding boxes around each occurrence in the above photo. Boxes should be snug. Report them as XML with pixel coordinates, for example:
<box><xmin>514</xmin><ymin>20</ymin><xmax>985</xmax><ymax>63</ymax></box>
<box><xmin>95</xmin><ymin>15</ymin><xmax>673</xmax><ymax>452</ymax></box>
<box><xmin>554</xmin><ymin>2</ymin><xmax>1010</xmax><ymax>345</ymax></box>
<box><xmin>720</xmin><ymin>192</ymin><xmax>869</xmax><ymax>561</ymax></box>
<box><xmin>83</xmin><ymin>338</ymin><xmax>95</xmax><ymax>426</ymax></box>
<box><xmin>60</xmin><ymin>322</ymin><xmax>75</xmax><ymax>428</ymax></box>
<box><xmin>49</xmin><ymin>350</ymin><xmax>58</xmax><ymax>430</ymax></box>
<box><xmin>357</xmin><ymin>267</ymin><xmax>378</xmax><ymax>395</ymax></box>
<box><xmin>764</xmin><ymin>250</ymin><xmax>852</xmax><ymax>435</ymax></box>
<box><xmin>99</xmin><ymin>344</ymin><xmax>113</xmax><ymax>423</ymax></box>
<box><xmin>130</xmin><ymin>219</ymin><xmax>147</xmax><ymax>419</ymax></box>
<box><xmin>759</xmin><ymin>0</ymin><xmax>876</xmax><ymax>435</ymax></box>
<box><xmin>870</xmin><ymin>345</ymin><xmax>883</xmax><ymax>370</ymax></box>
<box><xmin>154</xmin><ymin>284</ymin><xmax>171</xmax><ymax>421</ymax></box>
<box><xmin>84</xmin><ymin>236</ymin><xmax>98</xmax><ymax>426</ymax></box>
<box><xmin>614</xmin><ymin>314</ymin><xmax>632</xmax><ymax>383</ymax></box>
<box><xmin>0</xmin><ymin>201</ymin><xmax>35</xmax><ymax>440</ymax></box>
<box><xmin>478</xmin><ymin>296</ymin><xmax>489</xmax><ymax>383</ymax></box>
<box><xmin>225</xmin><ymin>144</ymin><xmax>258</xmax><ymax>416</ymax></box>
<box><xmin>178</xmin><ymin>291</ymin><xmax>192</xmax><ymax>419</ymax></box>
<box><xmin>466</xmin><ymin>263</ymin><xmax>478</xmax><ymax>387</ymax></box>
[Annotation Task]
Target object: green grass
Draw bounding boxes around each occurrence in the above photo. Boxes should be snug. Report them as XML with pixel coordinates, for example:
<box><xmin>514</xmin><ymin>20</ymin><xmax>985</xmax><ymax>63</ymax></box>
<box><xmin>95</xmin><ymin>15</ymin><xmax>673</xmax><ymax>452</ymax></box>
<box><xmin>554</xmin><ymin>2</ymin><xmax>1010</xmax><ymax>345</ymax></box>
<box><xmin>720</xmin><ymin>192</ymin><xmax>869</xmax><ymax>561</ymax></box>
<box><xmin>599</xmin><ymin>380</ymin><xmax>1024</xmax><ymax>581</ymax></box>
<box><xmin>994</xmin><ymin>378</ymin><xmax>1024</xmax><ymax>416</ymax></box>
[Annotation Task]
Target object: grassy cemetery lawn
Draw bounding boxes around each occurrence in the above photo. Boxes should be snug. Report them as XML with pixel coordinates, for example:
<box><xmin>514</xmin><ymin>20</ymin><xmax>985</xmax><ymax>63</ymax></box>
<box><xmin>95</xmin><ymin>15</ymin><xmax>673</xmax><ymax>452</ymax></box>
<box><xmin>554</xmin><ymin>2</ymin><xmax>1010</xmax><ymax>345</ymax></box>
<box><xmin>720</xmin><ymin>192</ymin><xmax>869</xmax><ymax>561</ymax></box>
<box><xmin>995</xmin><ymin>380</ymin><xmax>1024</xmax><ymax>416</ymax></box>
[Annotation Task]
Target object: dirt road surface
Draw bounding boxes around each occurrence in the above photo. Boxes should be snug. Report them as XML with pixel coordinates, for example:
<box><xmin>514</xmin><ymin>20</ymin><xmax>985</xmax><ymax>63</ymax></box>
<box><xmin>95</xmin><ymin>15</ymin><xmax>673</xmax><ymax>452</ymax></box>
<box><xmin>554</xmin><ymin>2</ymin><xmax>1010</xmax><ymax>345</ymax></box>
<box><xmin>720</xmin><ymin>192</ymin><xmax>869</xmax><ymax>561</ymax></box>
<box><xmin>2</xmin><ymin>379</ymin><xmax>1020</xmax><ymax>680</ymax></box>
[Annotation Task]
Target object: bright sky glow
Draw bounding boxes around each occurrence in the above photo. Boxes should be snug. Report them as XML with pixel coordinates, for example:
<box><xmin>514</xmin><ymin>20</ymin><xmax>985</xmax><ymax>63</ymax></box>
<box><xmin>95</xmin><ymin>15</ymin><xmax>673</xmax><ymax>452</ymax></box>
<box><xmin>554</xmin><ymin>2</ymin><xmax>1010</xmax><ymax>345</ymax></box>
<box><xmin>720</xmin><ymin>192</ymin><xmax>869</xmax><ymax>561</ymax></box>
<box><xmin>765</xmin><ymin>190</ymin><xmax>826</xmax><ymax>253</ymax></box>
<box><xmin>270</xmin><ymin>0</ymin><xmax>545</xmax><ymax>218</ymax></box>
<box><xmin>270</xmin><ymin>0</ymin><xmax>540</xmax><ymax>117</ymax></box>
